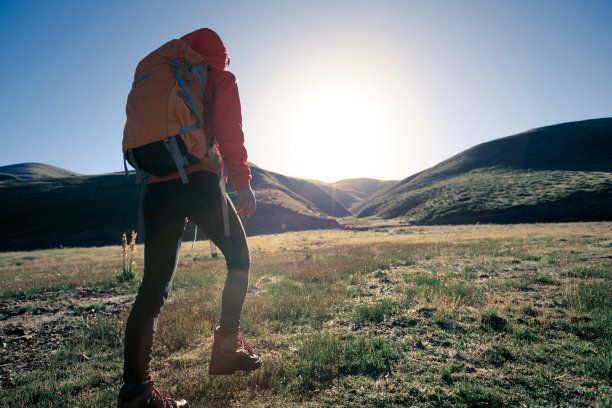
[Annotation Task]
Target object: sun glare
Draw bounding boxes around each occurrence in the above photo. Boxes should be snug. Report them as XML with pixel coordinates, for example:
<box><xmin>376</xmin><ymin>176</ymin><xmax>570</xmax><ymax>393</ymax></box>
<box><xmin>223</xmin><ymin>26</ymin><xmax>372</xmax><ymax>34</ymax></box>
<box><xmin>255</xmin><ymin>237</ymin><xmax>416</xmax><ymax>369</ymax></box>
<box><xmin>290</xmin><ymin>86</ymin><xmax>387</xmax><ymax>182</ymax></box>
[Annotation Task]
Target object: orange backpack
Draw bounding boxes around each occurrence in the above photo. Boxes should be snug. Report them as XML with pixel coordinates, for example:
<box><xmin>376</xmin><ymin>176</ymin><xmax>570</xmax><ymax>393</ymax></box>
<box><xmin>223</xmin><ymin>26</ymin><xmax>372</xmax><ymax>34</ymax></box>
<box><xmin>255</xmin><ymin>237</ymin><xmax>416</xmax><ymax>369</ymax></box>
<box><xmin>122</xmin><ymin>39</ymin><xmax>212</xmax><ymax>183</ymax></box>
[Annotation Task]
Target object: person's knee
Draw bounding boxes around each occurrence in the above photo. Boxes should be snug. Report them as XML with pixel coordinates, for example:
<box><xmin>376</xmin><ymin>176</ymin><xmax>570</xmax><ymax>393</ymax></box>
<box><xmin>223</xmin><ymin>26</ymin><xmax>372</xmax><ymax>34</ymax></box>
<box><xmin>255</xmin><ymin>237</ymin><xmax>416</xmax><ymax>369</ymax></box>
<box><xmin>225</xmin><ymin>241</ymin><xmax>250</xmax><ymax>271</ymax></box>
<box><xmin>134</xmin><ymin>281</ymin><xmax>171</xmax><ymax>312</ymax></box>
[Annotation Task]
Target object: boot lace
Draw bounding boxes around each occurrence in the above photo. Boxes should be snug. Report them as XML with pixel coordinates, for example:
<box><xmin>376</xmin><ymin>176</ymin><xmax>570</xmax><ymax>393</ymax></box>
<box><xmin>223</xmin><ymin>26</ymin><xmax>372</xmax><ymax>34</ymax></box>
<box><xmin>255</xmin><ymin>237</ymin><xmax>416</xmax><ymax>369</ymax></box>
<box><xmin>149</xmin><ymin>385</ymin><xmax>177</xmax><ymax>408</ymax></box>
<box><xmin>237</xmin><ymin>333</ymin><xmax>255</xmax><ymax>354</ymax></box>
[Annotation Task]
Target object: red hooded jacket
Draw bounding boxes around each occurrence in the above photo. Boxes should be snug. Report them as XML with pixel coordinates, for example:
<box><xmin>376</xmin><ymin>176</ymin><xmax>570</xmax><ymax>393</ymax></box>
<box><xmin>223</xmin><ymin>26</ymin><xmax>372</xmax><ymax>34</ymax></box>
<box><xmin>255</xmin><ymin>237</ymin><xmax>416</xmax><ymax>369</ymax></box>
<box><xmin>149</xmin><ymin>28</ymin><xmax>251</xmax><ymax>189</ymax></box>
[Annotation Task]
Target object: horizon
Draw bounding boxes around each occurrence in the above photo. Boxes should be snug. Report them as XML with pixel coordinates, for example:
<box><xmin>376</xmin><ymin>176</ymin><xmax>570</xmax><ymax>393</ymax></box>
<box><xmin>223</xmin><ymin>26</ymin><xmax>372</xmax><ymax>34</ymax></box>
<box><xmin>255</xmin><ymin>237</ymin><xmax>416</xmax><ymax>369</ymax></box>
<box><xmin>1</xmin><ymin>1</ymin><xmax>611</xmax><ymax>183</ymax></box>
<box><xmin>2</xmin><ymin>115</ymin><xmax>611</xmax><ymax>184</ymax></box>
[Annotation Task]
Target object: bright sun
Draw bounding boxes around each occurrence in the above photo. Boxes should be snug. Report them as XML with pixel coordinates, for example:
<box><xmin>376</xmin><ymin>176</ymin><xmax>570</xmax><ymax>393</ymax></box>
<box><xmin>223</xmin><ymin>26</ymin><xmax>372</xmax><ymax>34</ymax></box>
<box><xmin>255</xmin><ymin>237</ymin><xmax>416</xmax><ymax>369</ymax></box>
<box><xmin>290</xmin><ymin>86</ymin><xmax>387</xmax><ymax>182</ymax></box>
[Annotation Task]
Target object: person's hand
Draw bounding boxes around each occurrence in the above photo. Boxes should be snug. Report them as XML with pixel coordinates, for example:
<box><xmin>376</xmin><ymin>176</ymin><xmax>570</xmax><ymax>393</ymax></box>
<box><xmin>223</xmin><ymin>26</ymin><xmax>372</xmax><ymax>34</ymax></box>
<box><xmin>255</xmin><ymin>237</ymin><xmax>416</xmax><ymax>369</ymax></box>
<box><xmin>236</xmin><ymin>188</ymin><xmax>256</xmax><ymax>218</ymax></box>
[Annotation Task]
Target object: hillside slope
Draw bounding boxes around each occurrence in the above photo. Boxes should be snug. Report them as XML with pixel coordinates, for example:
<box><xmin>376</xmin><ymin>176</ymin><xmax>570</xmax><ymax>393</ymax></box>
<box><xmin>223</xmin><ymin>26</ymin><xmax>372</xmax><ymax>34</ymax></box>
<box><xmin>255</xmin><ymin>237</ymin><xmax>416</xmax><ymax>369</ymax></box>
<box><xmin>0</xmin><ymin>163</ymin><xmax>81</xmax><ymax>179</ymax></box>
<box><xmin>356</xmin><ymin>117</ymin><xmax>612</xmax><ymax>223</ymax></box>
<box><xmin>250</xmin><ymin>166</ymin><xmax>352</xmax><ymax>217</ymax></box>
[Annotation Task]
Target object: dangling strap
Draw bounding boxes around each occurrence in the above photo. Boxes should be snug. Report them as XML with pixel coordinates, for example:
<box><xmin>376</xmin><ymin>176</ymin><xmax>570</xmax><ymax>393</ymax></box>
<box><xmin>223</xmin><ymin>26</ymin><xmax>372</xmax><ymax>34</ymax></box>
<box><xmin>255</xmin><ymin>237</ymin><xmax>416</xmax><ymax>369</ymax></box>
<box><xmin>212</xmin><ymin>144</ymin><xmax>230</xmax><ymax>237</ymax></box>
<box><xmin>210</xmin><ymin>240</ymin><xmax>218</xmax><ymax>258</ymax></box>
<box><xmin>126</xmin><ymin>149</ymin><xmax>146</xmax><ymax>184</ymax></box>
<box><xmin>123</xmin><ymin>148</ymin><xmax>149</xmax><ymax>242</ymax></box>
<box><xmin>192</xmin><ymin>225</ymin><xmax>197</xmax><ymax>248</ymax></box>
<box><xmin>123</xmin><ymin>151</ymin><xmax>129</xmax><ymax>176</ymax></box>
<box><xmin>137</xmin><ymin>173</ymin><xmax>150</xmax><ymax>244</ymax></box>
<box><xmin>163</xmin><ymin>136</ymin><xmax>189</xmax><ymax>184</ymax></box>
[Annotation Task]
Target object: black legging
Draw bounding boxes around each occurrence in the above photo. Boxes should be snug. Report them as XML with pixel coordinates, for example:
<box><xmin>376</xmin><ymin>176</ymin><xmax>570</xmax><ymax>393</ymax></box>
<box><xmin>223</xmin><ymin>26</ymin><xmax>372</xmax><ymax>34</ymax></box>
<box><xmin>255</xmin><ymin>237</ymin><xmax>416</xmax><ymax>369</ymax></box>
<box><xmin>123</xmin><ymin>171</ymin><xmax>250</xmax><ymax>384</ymax></box>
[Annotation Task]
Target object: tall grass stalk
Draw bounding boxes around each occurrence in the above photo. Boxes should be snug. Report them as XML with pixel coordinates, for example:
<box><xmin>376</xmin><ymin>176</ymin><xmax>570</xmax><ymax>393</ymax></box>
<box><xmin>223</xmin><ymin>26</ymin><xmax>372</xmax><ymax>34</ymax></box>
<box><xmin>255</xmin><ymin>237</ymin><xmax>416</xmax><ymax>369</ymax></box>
<box><xmin>116</xmin><ymin>230</ymin><xmax>138</xmax><ymax>282</ymax></box>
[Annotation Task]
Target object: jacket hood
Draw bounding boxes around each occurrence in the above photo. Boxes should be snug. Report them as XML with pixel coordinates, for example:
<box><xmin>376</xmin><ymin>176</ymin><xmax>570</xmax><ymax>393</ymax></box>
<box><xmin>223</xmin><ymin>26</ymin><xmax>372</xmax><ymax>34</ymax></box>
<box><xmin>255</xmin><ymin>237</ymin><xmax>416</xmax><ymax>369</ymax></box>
<box><xmin>180</xmin><ymin>28</ymin><xmax>228</xmax><ymax>71</ymax></box>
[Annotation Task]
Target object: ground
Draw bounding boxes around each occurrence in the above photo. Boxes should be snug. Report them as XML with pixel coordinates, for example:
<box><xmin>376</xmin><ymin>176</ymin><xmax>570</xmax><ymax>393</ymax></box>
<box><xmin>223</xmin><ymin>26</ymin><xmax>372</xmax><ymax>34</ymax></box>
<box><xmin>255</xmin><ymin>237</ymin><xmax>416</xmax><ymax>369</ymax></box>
<box><xmin>0</xmin><ymin>222</ymin><xmax>610</xmax><ymax>407</ymax></box>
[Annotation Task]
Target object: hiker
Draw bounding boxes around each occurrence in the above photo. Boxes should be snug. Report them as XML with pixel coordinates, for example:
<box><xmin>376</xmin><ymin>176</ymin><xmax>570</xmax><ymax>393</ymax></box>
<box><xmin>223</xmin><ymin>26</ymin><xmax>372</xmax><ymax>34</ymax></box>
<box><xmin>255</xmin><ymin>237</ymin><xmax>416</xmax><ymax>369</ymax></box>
<box><xmin>118</xmin><ymin>28</ymin><xmax>260</xmax><ymax>408</ymax></box>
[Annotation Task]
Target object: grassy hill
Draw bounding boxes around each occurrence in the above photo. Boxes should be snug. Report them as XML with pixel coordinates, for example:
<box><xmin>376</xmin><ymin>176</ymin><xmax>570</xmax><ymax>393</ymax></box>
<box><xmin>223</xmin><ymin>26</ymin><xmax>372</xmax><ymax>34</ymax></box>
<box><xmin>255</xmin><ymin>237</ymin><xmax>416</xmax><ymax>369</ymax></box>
<box><xmin>355</xmin><ymin>117</ymin><xmax>612</xmax><ymax>223</ymax></box>
<box><xmin>0</xmin><ymin>164</ymin><xmax>366</xmax><ymax>251</ymax></box>
<box><xmin>0</xmin><ymin>162</ymin><xmax>81</xmax><ymax>179</ymax></box>
<box><xmin>0</xmin><ymin>173</ymin><xmax>140</xmax><ymax>251</ymax></box>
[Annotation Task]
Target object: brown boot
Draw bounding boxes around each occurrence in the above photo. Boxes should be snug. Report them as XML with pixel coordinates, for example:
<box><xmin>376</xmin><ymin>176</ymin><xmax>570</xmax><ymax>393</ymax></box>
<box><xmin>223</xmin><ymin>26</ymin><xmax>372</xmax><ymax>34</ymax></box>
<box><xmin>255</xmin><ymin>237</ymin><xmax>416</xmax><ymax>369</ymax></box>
<box><xmin>209</xmin><ymin>326</ymin><xmax>262</xmax><ymax>375</ymax></box>
<box><xmin>117</xmin><ymin>382</ymin><xmax>189</xmax><ymax>408</ymax></box>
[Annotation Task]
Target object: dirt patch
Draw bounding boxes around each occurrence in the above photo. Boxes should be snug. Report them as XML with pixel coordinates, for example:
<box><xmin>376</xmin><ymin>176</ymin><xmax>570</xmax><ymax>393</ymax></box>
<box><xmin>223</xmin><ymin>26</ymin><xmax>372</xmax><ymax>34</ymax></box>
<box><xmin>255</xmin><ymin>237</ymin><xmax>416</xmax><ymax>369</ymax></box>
<box><xmin>0</xmin><ymin>287</ymin><xmax>133</xmax><ymax>387</ymax></box>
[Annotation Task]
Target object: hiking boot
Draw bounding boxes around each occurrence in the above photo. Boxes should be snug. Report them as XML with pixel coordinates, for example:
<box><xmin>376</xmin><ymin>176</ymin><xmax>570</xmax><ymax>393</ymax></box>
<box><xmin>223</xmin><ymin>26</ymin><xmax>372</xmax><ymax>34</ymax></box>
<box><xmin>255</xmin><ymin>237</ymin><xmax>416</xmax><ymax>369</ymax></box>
<box><xmin>209</xmin><ymin>326</ymin><xmax>262</xmax><ymax>375</ymax></box>
<box><xmin>117</xmin><ymin>382</ymin><xmax>189</xmax><ymax>408</ymax></box>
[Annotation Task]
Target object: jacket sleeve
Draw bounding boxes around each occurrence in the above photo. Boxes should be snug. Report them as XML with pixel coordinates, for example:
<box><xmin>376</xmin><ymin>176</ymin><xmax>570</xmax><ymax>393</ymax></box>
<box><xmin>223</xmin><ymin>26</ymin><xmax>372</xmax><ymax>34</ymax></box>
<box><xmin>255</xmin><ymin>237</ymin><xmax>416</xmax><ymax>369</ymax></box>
<box><xmin>213</xmin><ymin>72</ymin><xmax>251</xmax><ymax>189</ymax></box>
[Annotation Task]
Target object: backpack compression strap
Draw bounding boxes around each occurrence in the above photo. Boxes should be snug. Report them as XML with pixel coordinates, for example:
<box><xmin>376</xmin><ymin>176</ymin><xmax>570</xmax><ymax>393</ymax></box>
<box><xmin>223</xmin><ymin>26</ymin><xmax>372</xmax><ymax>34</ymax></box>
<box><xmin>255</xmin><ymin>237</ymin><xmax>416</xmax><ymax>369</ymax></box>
<box><xmin>170</xmin><ymin>58</ymin><xmax>204</xmax><ymax>135</ymax></box>
<box><xmin>166</xmin><ymin>59</ymin><xmax>209</xmax><ymax>184</ymax></box>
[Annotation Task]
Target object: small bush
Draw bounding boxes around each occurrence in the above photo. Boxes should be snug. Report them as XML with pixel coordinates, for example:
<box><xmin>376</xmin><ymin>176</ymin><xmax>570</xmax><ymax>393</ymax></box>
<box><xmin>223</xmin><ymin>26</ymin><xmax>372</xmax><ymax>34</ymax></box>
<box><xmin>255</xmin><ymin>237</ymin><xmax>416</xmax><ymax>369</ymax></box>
<box><xmin>353</xmin><ymin>298</ymin><xmax>393</xmax><ymax>325</ymax></box>
<box><xmin>115</xmin><ymin>266</ymin><xmax>137</xmax><ymax>283</ymax></box>
<box><xmin>481</xmin><ymin>308</ymin><xmax>508</xmax><ymax>331</ymax></box>
<box><xmin>458</xmin><ymin>379</ymin><xmax>505</xmax><ymax>407</ymax></box>
<box><xmin>441</xmin><ymin>369</ymin><xmax>453</xmax><ymax>384</ymax></box>
<box><xmin>515</xmin><ymin>325</ymin><xmax>538</xmax><ymax>341</ymax></box>
<box><xmin>485</xmin><ymin>344</ymin><xmax>515</xmax><ymax>367</ymax></box>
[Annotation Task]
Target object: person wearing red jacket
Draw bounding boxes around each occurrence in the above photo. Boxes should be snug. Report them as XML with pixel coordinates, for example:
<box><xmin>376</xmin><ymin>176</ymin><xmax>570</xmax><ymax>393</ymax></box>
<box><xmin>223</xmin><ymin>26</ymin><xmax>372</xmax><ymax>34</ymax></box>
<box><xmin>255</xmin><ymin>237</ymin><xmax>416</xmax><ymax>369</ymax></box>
<box><xmin>118</xmin><ymin>28</ymin><xmax>260</xmax><ymax>408</ymax></box>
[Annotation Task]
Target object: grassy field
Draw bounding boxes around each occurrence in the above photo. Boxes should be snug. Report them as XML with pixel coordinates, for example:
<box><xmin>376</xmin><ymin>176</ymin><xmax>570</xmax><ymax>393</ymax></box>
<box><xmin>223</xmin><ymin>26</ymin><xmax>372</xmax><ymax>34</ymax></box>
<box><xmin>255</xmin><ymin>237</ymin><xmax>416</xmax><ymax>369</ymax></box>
<box><xmin>0</xmin><ymin>222</ymin><xmax>611</xmax><ymax>407</ymax></box>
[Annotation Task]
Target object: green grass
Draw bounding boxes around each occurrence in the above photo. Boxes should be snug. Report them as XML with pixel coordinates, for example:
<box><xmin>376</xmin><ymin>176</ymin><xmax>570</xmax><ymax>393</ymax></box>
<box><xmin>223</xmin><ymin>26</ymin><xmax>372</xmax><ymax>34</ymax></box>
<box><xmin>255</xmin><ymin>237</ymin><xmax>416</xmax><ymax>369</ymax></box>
<box><xmin>353</xmin><ymin>298</ymin><xmax>394</xmax><ymax>325</ymax></box>
<box><xmin>1</xmin><ymin>223</ymin><xmax>611</xmax><ymax>407</ymax></box>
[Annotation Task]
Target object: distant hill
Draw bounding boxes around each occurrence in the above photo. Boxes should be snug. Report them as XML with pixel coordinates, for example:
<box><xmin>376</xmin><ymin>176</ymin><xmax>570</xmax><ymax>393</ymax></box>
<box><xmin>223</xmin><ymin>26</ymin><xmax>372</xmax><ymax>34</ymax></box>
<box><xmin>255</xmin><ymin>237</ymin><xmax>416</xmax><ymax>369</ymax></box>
<box><xmin>250</xmin><ymin>166</ymin><xmax>352</xmax><ymax>217</ymax></box>
<box><xmin>0</xmin><ymin>164</ymin><xmax>379</xmax><ymax>251</ymax></box>
<box><xmin>355</xmin><ymin>117</ymin><xmax>612</xmax><ymax>223</ymax></box>
<box><xmin>0</xmin><ymin>163</ymin><xmax>81</xmax><ymax>179</ymax></box>
<box><xmin>309</xmin><ymin>178</ymin><xmax>397</xmax><ymax>209</ymax></box>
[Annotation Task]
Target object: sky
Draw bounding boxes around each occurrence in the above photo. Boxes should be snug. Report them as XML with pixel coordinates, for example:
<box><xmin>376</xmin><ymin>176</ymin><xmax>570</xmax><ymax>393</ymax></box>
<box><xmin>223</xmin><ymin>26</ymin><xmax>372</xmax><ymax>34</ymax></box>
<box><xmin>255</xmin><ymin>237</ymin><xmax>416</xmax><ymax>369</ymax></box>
<box><xmin>0</xmin><ymin>0</ymin><xmax>611</xmax><ymax>183</ymax></box>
